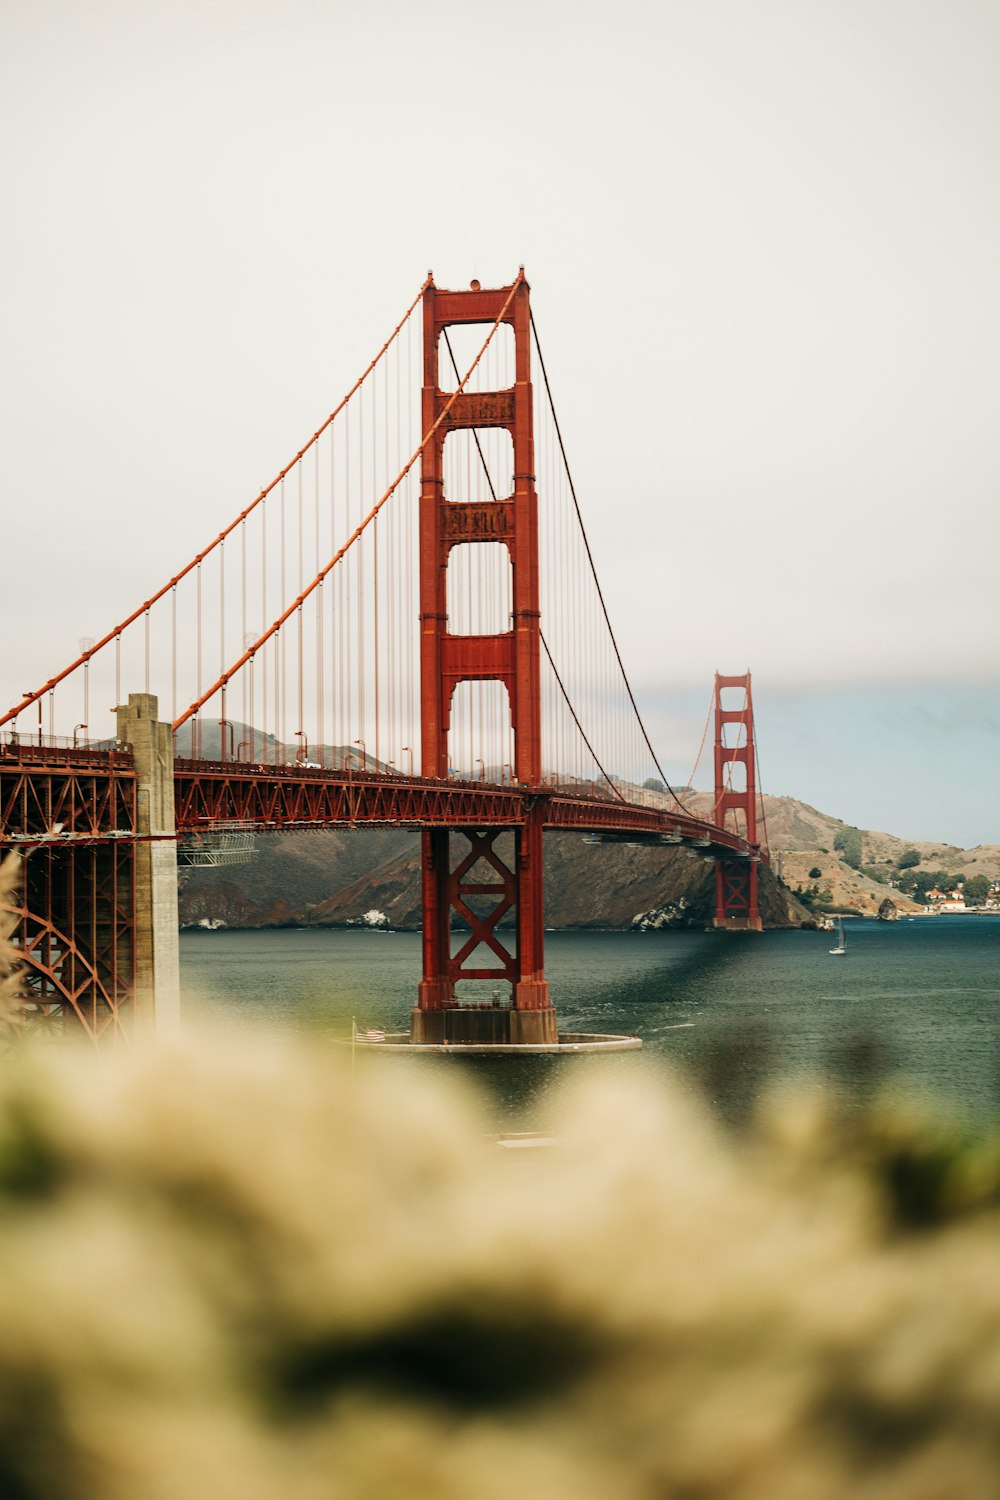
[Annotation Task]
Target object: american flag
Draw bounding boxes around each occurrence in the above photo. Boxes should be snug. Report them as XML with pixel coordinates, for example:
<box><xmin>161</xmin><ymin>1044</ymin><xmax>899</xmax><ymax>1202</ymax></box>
<box><xmin>360</xmin><ymin>1027</ymin><xmax>386</xmax><ymax>1042</ymax></box>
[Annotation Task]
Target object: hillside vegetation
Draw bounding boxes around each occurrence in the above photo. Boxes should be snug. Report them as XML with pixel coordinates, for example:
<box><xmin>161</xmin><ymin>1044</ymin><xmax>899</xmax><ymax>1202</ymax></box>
<box><xmin>752</xmin><ymin>796</ymin><xmax>1000</xmax><ymax>917</ymax></box>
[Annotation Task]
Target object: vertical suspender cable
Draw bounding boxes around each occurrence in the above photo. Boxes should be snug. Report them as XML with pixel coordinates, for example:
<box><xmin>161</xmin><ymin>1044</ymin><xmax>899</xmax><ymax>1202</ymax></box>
<box><xmin>357</xmin><ymin>388</ymin><xmax>364</xmax><ymax>751</ymax></box>
<box><xmin>260</xmin><ymin>491</ymin><xmax>268</xmax><ymax>762</ymax></box>
<box><xmin>343</xmin><ymin>404</ymin><xmax>350</xmax><ymax>764</ymax></box>
<box><xmin>279</xmin><ymin>478</ymin><xmax>286</xmax><ymax>755</ymax></box>
<box><xmin>373</xmin><ymin>366</ymin><xmax>380</xmax><ymax>765</ymax></box>
<box><xmin>407</xmin><ymin>309</ymin><xmax>415</xmax><ymax>759</ymax></box>
<box><xmin>297</xmin><ymin>464</ymin><xmax>304</xmax><ymax>753</ymax></box>
<box><xmin>196</xmin><ymin>562</ymin><xmax>203</xmax><ymax>709</ymax></box>
<box><xmin>530</xmin><ymin>312</ymin><xmax>685</xmax><ymax>808</ymax></box>
<box><xmin>331</xmin><ymin>421</ymin><xmax>338</xmax><ymax>761</ymax></box>
<box><xmin>315</xmin><ymin>441</ymin><xmax>324</xmax><ymax>765</ymax></box>
<box><xmin>219</xmin><ymin>537</ymin><xmax>226</xmax><ymax>689</ymax></box>
<box><xmin>240</xmin><ymin>520</ymin><xmax>247</xmax><ymax>751</ymax></box>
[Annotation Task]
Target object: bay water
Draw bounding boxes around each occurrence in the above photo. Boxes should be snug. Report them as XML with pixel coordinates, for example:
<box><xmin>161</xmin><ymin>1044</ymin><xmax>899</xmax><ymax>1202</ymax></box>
<box><xmin>181</xmin><ymin>915</ymin><xmax>1000</xmax><ymax>1127</ymax></box>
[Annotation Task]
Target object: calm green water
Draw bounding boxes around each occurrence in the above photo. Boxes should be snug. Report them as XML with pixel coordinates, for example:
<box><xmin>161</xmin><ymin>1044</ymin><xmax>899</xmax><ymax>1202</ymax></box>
<box><xmin>181</xmin><ymin>916</ymin><xmax>1000</xmax><ymax>1125</ymax></box>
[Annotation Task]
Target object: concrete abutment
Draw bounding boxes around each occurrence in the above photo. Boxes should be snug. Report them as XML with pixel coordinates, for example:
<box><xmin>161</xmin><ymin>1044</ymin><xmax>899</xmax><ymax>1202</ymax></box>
<box><xmin>116</xmin><ymin>694</ymin><xmax>180</xmax><ymax>1035</ymax></box>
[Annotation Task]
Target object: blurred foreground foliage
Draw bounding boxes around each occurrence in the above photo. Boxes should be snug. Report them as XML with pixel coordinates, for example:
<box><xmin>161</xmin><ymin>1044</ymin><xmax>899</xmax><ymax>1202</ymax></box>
<box><xmin>4</xmin><ymin>850</ymin><xmax>1000</xmax><ymax>1497</ymax></box>
<box><xmin>0</xmin><ymin>1019</ymin><xmax>999</xmax><ymax>1500</ymax></box>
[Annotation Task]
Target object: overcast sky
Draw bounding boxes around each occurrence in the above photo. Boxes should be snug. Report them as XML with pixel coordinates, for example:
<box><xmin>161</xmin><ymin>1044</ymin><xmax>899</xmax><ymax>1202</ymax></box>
<box><xmin>3</xmin><ymin>0</ymin><xmax>998</xmax><ymax>846</ymax></box>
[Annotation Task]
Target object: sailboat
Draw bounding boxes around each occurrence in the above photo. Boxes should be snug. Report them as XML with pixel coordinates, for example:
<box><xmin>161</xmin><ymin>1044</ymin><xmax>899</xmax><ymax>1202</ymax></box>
<box><xmin>829</xmin><ymin>917</ymin><xmax>847</xmax><ymax>956</ymax></box>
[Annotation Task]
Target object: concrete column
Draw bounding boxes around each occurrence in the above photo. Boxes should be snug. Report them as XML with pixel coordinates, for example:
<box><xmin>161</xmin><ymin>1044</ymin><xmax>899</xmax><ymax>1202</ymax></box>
<box><xmin>116</xmin><ymin>693</ymin><xmax>180</xmax><ymax>1035</ymax></box>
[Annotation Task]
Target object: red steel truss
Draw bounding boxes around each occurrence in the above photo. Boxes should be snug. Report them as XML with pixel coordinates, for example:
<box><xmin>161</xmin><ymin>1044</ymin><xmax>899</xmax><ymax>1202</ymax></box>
<box><xmin>1</xmin><ymin>746</ymin><xmax>137</xmax><ymax>1036</ymax></box>
<box><xmin>175</xmin><ymin>761</ymin><xmax>761</xmax><ymax>853</ymax></box>
<box><xmin>2</xmin><ymin>749</ymin><xmax>762</xmax><ymax>843</ymax></box>
<box><xmin>1</xmin><ymin>744</ymin><xmax>136</xmax><ymax>840</ymax></box>
<box><xmin>173</xmin><ymin>760</ymin><xmax>528</xmax><ymax>828</ymax></box>
<box><xmin>16</xmin><ymin>843</ymin><xmax>135</xmax><ymax>1041</ymax></box>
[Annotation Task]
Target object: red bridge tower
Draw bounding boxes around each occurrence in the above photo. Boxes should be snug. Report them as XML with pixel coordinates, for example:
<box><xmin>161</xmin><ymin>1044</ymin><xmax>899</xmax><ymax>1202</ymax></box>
<box><xmin>412</xmin><ymin>273</ymin><xmax>556</xmax><ymax>1044</ymax></box>
<box><xmin>713</xmin><ymin>672</ymin><xmax>763</xmax><ymax>932</ymax></box>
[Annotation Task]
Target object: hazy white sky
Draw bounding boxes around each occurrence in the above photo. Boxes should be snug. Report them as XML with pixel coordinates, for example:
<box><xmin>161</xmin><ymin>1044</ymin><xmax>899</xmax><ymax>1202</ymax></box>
<box><xmin>3</xmin><ymin>0</ymin><xmax>998</xmax><ymax>845</ymax></box>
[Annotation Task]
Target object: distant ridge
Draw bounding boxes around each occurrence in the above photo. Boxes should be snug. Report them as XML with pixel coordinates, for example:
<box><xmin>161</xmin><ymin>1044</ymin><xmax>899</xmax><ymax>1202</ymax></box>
<box><xmin>178</xmin><ymin>791</ymin><xmax>1000</xmax><ymax>931</ymax></box>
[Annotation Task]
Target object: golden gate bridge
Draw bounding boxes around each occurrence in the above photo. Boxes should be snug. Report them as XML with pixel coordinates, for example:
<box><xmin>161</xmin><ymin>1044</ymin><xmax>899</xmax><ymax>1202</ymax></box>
<box><xmin>0</xmin><ymin>271</ymin><xmax>766</xmax><ymax>1046</ymax></box>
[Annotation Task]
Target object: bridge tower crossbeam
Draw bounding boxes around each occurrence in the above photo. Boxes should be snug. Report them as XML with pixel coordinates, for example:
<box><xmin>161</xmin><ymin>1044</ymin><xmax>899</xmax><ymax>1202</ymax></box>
<box><xmin>413</xmin><ymin>273</ymin><xmax>556</xmax><ymax>1045</ymax></box>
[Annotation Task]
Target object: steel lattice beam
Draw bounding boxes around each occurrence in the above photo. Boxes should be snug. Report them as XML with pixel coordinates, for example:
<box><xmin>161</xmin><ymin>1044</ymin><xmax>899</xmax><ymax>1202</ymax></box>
<box><xmin>1</xmin><ymin>749</ymin><xmax>137</xmax><ymax>1037</ymax></box>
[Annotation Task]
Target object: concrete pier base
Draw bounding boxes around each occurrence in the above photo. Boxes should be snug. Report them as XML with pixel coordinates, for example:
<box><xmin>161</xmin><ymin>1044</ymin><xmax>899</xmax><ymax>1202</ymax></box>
<box><xmin>712</xmin><ymin>916</ymin><xmax>764</xmax><ymax>932</ymax></box>
<box><xmin>360</xmin><ymin>1028</ymin><xmax>642</xmax><ymax>1057</ymax></box>
<box><xmin>116</xmin><ymin>694</ymin><xmax>180</xmax><ymax>1036</ymax></box>
<box><xmin>409</xmin><ymin>1005</ymin><xmax>559</xmax><ymax>1046</ymax></box>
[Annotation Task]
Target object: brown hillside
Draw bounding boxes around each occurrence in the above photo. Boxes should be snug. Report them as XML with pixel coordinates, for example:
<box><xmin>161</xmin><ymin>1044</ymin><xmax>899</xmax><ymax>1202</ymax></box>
<box><xmin>181</xmin><ymin>828</ymin><xmax>808</xmax><ymax>932</ymax></box>
<box><xmin>178</xmin><ymin>792</ymin><xmax>997</xmax><ymax>930</ymax></box>
<box><xmin>753</xmin><ymin>796</ymin><xmax>1000</xmax><ymax>916</ymax></box>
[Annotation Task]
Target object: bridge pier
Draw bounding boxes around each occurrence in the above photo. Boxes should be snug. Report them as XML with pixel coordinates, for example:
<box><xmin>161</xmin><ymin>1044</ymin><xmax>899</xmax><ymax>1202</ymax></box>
<box><xmin>116</xmin><ymin>694</ymin><xmax>180</xmax><ymax>1034</ymax></box>
<box><xmin>713</xmin><ymin>858</ymin><xmax>763</xmax><ymax>932</ymax></box>
<box><xmin>411</xmin><ymin>814</ymin><xmax>557</xmax><ymax>1046</ymax></box>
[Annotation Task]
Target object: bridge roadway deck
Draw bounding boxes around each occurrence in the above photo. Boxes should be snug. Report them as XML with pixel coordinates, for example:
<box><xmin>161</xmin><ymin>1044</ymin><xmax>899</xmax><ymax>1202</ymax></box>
<box><xmin>0</xmin><ymin>746</ymin><xmax>758</xmax><ymax>861</ymax></box>
<box><xmin>173</xmin><ymin>759</ymin><xmax>759</xmax><ymax>860</ymax></box>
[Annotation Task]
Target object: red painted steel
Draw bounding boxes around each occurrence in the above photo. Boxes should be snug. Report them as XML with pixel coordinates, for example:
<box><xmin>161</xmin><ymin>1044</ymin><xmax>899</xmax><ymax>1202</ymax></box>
<box><xmin>712</xmin><ymin>672</ymin><xmax>762</xmax><ymax>930</ymax></box>
<box><xmin>2</xmin><ymin>749</ymin><xmax>763</xmax><ymax>845</ymax></box>
<box><xmin>173</xmin><ymin>761</ymin><xmax>529</xmax><ymax>829</ymax></box>
<box><xmin>544</xmin><ymin>793</ymin><xmax>755</xmax><ymax>850</ymax></box>
<box><xmin>0</xmin><ymin>744</ymin><xmax>137</xmax><ymax>1036</ymax></box>
<box><xmin>417</xmin><ymin>273</ymin><xmax>551</xmax><ymax>1017</ymax></box>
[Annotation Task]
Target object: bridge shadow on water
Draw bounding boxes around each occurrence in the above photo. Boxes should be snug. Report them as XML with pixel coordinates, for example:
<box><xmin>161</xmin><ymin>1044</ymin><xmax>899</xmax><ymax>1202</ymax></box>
<box><xmin>184</xmin><ymin>920</ymin><xmax>1000</xmax><ymax>1131</ymax></box>
<box><xmin>402</xmin><ymin>928</ymin><xmax>933</xmax><ymax>1135</ymax></box>
<box><xmin>389</xmin><ymin>933</ymin><xmax>773</xmax><ymax>1132</ymax></box>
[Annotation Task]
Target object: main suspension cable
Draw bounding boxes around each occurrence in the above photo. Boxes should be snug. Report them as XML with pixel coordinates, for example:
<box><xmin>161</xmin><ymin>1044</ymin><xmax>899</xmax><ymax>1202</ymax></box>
<box><xmin>175</xmin><ymin>274</ymin><xmax>523</xmax><ymax>730</ymax></box>
<box><xmin>539</xmin><ymin>632</ymin><xmax>628</xmax><ymax>801</ymax></box>
<box><xmin>442</xmin><ymin>327</ymin><xmax>622</xmax><ymax>797</ymax></box>
<box><xmin>685</xmin><ymin>692</ymin><xmax>714</xmax><ymax>798</ymax></box>
<box><xmin>2</xmin><ymin>276</ymin><xmax>432</xmax><ymax>730</ymax></box>
<box><xmin>753</xmin><ymin>724</ymin><xmax>770</xmax><ymax>855</ymax></box>
<box><xmin>530</xmin><ymin>309</ymin><xmax>690</xmax><ymax>811</ymax></box>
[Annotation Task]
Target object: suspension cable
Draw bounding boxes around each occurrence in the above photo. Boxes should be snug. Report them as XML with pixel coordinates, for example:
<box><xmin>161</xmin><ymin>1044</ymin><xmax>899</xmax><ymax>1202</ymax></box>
<box><xmin>753</xmin><ymin>726</ymin><xmax>770</xmax><ymax>855</ymax></box>
<box><xmin>174</xmin><ymin>273</ymin><xmax>524</xmax><ymax>730</ymax></box>
<box><xmin>2</xmin><ymin>277</ymin><xmax>432</xmax><ymax>729</ymax></box>
<box><xmin>529</xmin><ymin>309</ymin><xmax>691</xmax><ymax>810</ymax></box>
<box><xmin>441</xmin><ymin>329</ymin><xmax>497</xmax><ymax>501</ymax></box>
<box><xmin>443</xmin><ymin>328</ymin><xmax>622</xmax><ymax>799</ymax></box>
<box><xmin>685</xmin><ymin>691</ymin><xmax>714</xmax><ymax>799</ymax></box>
<box><xmin>540</xmin><ymin>631</ymin><xmax>628</xmax><ymax>802</ymax></box>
